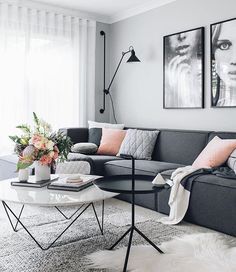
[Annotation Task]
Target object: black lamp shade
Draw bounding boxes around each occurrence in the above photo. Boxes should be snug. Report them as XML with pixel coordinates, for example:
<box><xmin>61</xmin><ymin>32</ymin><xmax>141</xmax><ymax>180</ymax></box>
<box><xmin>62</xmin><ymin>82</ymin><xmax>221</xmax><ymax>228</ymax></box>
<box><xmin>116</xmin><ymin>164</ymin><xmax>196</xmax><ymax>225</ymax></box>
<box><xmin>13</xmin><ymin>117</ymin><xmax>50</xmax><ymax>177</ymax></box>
<box><xmin>127</xmin><ymin>49</ymin><xmax>140</xmax><ymax>62</ymax></box>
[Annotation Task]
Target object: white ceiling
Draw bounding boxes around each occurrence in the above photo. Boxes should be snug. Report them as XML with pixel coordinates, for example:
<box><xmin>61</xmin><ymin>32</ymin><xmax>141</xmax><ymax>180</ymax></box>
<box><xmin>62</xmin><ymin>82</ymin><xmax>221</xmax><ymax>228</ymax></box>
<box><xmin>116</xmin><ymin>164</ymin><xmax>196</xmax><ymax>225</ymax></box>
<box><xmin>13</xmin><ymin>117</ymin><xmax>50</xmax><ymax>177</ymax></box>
<box><xmin>32</xmin><ymin>0</ymin><xmax>176</xmax><ymax>23</ymax></box>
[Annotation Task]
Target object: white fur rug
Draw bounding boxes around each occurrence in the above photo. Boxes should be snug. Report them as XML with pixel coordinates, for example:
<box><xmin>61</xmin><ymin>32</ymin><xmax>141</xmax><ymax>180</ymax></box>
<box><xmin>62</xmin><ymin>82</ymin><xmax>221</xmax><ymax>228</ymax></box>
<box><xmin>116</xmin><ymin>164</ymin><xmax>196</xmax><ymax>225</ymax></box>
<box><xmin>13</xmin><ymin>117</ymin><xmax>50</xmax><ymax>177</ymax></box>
<box><xmin>87</xmin><ymin>233</ymin><xmax>236</xmax><ymax>272</ymax></box>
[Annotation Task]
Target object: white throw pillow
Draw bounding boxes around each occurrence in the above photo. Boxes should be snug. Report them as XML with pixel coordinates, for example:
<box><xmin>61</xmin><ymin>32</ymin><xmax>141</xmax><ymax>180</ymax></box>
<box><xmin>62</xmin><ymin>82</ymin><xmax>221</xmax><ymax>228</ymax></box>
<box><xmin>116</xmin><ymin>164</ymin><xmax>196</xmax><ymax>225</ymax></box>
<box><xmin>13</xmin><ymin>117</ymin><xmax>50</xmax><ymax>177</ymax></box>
<box><xmin>88</xmin><ymin>120</ymin><xmax>124</xmax><ymax>130</ymax></box>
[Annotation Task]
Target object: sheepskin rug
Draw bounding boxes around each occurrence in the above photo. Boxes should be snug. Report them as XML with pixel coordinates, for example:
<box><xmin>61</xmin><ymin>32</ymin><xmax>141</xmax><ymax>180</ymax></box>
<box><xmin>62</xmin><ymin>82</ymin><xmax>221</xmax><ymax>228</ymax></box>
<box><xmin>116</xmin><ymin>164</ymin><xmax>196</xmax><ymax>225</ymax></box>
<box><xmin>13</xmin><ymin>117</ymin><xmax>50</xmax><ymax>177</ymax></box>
<box><xmin>87</xmin><ymin>233</ymin><xmax>236</xmax><ymax>272</ymax></box>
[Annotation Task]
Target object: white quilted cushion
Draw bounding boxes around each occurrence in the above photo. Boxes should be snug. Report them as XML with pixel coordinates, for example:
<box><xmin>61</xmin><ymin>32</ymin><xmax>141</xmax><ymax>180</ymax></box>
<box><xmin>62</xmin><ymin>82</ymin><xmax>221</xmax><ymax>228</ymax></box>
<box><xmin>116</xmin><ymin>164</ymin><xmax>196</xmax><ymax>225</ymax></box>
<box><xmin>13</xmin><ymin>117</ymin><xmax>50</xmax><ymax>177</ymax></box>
<box><xmin>118</xmin><ymin>129</ymin><xmax>159</xmax><ymax>160</ymax></box>
<box><xmin>56</xmin><ymin>161</ymin><xmax>90</xmax><ymax>175</ymax></box>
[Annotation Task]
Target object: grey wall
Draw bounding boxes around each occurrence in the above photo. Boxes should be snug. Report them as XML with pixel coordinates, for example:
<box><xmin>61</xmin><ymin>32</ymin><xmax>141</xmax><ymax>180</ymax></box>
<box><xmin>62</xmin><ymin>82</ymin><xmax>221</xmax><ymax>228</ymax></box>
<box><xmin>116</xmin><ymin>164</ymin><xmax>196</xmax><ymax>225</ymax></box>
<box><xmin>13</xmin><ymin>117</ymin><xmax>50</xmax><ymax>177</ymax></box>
<box><xmin>95</xmin><ymin>22</ymin><xmax>110</xmax><ymax>122</ymax></box>
<box><xmin>108</xmin><ymin>0</ymin><xmax>236</xmax><ymax>131</ymax></box>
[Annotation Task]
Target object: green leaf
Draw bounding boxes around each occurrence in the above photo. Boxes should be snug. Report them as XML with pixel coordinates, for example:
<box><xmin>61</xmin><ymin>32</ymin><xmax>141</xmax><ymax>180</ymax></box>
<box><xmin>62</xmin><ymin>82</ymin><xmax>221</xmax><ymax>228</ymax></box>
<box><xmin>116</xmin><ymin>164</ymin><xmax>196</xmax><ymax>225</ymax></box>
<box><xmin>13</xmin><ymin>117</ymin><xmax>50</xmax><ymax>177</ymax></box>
<box><xmin>16</xmin><ymin>124</ymin><xmax>31</xmax><ymax>134</ymax></box>
<box><xmin>17</xmin><ymin>161</ymin><xmax>33</xmax><ymax>171</ymax></box>
<box><xmin>9</xmin><ymin>135</ymin><xmax>19</xmax><ymax>142</ymax></box>
<box><xmin>33</xmin><ymin>112</ymin><xmax>40</xmax><ymax>129</ymax></box>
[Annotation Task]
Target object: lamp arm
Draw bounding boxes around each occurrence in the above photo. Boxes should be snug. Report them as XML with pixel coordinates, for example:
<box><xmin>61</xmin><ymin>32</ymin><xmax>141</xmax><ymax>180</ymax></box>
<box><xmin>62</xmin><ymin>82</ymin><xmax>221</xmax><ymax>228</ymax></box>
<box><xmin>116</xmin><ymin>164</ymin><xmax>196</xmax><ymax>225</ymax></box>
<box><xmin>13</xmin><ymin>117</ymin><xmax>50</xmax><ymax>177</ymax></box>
<box><xmin>99</xmin><ymin>32</ymin><xmax>132</xmax><ymax>114</ymax></box>
<box><xmin>105</xmin><ymin>50</ymin><xmax>130</xmax><ymax>93</ymax></box>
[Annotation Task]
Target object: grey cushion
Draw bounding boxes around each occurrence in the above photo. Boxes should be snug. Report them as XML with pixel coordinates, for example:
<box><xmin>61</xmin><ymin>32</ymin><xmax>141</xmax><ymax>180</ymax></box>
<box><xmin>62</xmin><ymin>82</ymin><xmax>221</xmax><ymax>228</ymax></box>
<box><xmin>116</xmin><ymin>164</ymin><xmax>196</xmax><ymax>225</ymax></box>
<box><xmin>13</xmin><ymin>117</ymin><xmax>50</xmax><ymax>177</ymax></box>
<box><xmin>105</xmin><ymin>160</ymin><xmax>183</xmax><ymax>176</ymax></box>
<box><xmin>71</xmin><ymin>143</ymin><xmax>98</xmax><ymax>155</ymax></box>
<box><xmin>118</xmin><ymin>129</ymin><xmax>159</xmax><ymax>160</ymax></box>
<box><xmin>88</xmin><ymin>128</ymin><xmax>102</xmax><ymax>146</ymax></box>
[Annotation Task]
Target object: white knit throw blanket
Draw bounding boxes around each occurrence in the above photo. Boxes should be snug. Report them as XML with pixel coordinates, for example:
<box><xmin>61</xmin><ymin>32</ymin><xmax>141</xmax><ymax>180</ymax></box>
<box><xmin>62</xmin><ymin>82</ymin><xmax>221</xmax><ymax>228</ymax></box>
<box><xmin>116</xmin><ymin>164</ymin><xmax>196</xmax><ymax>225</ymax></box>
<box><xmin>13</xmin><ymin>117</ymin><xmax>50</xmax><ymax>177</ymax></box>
<box><xmin>159</xmin><ymin>166</ymin><xmax>200</xmax><ymax>225</ymax></box>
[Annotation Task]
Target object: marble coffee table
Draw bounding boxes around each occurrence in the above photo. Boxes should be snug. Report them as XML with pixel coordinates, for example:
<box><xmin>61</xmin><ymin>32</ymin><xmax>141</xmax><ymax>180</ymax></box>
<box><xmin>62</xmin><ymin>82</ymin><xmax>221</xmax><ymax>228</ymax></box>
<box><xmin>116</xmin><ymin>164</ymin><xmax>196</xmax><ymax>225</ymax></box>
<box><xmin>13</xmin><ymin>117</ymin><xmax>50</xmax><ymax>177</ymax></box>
<box><xmin>0</xmin><ymin>175</ymin><xmax>117</xmax><ymax>250</ymax></box>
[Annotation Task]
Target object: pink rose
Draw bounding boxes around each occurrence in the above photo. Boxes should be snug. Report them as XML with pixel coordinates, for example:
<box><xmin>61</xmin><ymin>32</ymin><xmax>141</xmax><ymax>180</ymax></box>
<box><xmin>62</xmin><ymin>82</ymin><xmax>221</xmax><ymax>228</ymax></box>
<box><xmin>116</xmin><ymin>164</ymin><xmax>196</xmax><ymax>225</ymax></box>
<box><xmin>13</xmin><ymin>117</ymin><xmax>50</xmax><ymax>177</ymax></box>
<box><xmin>39</xmin><ymin>155</ymin><xmax>52</xmax><ymax>166</ymax></box>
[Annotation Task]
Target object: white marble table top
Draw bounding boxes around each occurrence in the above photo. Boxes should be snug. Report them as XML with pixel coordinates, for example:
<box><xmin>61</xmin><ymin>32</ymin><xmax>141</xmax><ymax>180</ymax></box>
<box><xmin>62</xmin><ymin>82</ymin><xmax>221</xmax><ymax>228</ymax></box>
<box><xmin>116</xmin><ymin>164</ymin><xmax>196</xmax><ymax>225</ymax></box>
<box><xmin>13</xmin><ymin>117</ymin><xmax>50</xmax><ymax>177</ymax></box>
<box><xmin>0</xmin><ymin>175</ymin><xmax>117</xmax><ymax>207</ymax></box>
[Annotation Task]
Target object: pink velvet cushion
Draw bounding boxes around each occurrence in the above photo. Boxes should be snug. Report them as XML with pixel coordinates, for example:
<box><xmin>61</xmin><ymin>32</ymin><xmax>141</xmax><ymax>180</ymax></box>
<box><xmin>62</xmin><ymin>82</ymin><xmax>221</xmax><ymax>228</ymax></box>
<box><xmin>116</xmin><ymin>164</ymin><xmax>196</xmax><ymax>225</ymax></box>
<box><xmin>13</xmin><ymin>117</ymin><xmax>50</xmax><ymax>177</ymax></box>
<box><xmin>192</xmin><ymin>136</ymin><xmax>236</xmax><ymax>168</ymax></box>
<box><xmin>97</xmin><ymin>128</ymin><xmax>126</xmax><ymax>156</ymax></box>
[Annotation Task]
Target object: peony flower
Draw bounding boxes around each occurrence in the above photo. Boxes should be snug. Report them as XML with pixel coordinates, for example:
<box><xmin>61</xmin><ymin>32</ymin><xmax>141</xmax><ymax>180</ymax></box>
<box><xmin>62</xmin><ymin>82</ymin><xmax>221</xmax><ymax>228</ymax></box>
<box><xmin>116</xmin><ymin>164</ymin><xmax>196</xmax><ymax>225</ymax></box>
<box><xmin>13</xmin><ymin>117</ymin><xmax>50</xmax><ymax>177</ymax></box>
<box><xmin>49</xmin><ymin>151</ymin><xmax>55</xmax><ymax>158</ymax></box>
<box><xmin>39</xmin><ymin>155</ymin><xmax>52</xmax><ymax>166</ymax></box>
<box><xmin>46</xmin><ymin>140</ymin><xmax>54</xmax><ymax>151</ymax></box>
<box><xmin>30</xmin><ymin>134</ymin><xmax>42</xmax><ymax>145</ymax></box>
<box><xmin>34</xmin><ymin>141</ymin><xmax>46</xmax><ymax>150</ymax></box>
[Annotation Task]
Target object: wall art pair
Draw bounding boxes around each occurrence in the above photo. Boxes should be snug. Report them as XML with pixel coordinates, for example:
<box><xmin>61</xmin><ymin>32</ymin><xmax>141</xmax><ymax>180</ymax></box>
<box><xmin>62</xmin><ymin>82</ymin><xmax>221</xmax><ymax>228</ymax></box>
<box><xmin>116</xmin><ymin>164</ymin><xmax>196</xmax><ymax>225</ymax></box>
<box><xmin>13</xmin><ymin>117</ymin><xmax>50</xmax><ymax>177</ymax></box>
<box><xmin>163</xmin><ymin>17</ymin><xmax>236</xmax><ymax>109</ymax></box>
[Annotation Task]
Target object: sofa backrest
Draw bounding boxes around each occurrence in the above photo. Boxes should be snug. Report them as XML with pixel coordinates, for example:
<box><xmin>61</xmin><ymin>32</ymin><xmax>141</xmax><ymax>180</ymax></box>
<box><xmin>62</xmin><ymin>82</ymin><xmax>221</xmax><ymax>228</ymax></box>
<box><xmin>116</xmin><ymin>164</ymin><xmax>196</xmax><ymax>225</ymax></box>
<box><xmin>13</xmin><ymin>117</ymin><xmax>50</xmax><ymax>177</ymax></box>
<box><xmin>208</xmin><ymin>131</ymin><xmax>236</xmax><ymax>142</ymax></box>
<box><xmin>126</xmin><ymin>127</ymin><xmax>210</xmax><ymax>165</ymax></box>
<box><xmin>60</xmin><ymin>127</ymin><xmax>88</xmax><ymax>144</ymax></box>
<box><xmin>152</xmin><ymin>129</ymin><xmax>210</xmax><ymax>165</ymax></box>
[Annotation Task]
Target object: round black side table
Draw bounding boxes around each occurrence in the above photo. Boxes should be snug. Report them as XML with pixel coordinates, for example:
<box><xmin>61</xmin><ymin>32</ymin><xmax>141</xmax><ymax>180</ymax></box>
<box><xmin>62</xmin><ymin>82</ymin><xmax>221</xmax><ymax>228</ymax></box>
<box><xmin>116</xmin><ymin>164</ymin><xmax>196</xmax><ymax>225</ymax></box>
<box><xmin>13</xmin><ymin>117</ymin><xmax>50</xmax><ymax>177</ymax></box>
<box><xmin>93</xmin><ymin>155</ymin><xmax>164</xmax><ymax>272</ymax></box>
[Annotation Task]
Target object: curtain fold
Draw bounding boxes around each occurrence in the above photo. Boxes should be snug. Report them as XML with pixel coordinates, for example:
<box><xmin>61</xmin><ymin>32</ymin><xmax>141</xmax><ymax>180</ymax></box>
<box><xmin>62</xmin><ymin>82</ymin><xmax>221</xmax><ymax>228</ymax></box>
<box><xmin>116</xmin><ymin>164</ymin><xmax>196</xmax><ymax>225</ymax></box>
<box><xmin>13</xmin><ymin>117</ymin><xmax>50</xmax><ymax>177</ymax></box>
<box><xmin>0</xmin><ymin>1</ymin><xmax>96</xmax><ymax>155</ymax></box>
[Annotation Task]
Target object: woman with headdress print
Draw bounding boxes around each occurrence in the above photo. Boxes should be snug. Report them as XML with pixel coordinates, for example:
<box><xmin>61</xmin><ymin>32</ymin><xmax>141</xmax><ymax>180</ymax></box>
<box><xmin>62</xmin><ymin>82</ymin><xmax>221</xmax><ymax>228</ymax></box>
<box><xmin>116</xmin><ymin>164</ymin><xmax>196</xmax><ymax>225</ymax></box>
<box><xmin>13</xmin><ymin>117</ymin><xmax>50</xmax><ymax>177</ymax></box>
<box><xmin>212</xmin><ymin>20</ymin><xmax>236</xmax><ymax>107</ymax></box>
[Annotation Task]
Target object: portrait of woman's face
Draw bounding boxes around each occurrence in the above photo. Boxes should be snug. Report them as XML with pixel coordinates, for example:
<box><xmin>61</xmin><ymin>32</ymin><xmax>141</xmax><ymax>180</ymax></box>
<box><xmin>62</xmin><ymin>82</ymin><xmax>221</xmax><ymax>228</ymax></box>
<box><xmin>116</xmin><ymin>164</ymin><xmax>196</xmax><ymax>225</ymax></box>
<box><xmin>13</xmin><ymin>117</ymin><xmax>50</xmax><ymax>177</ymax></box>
<box><xmin>164</xmin><ymin>27</ymin><xmax>204</xmax><ymax>108</ymax></box>
<box><xmin>168</xmin><ymin>30</ymin><xmax>200</xmax><ymax>58</ymax></box>
<box><xmin>214</xmin><ymin>21</ymin><xmax>236</xmax><ymax>88</ymax></box>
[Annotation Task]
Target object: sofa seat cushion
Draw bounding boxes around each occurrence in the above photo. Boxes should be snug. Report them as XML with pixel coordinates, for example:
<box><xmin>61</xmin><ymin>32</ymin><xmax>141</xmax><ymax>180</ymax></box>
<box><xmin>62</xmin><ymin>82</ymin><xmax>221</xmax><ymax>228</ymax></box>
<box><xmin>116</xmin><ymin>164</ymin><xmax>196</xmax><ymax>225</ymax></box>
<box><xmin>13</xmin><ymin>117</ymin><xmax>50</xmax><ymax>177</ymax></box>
<box><xmin>86</xmin><ymin>155</ymin><xmax>122</xmax><ymax>176</ymax></box>
<box><xmin>191</xmin><ymin>174</ymin><xmax>236</xmax><ymax>189</ymax></box>
<box><xmin>160</xmin><ymin>169</ymin><xmax>176</xmax><ymax>177</ymax></box>
<box><xmin>104</xmin><ymin>160</ymin><xmax>184</xmax><ymax>176</ymax></box>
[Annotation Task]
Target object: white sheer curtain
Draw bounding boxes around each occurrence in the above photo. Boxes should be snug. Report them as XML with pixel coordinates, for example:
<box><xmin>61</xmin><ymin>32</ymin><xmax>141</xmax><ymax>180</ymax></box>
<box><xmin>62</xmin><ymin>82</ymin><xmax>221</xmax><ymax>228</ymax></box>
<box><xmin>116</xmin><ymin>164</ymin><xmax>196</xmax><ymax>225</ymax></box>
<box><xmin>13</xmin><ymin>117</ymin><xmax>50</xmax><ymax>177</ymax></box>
<box><xmin>0</xmin><ymin>1</ymin><xmax>96</xmax><ymax>155</ymax></box>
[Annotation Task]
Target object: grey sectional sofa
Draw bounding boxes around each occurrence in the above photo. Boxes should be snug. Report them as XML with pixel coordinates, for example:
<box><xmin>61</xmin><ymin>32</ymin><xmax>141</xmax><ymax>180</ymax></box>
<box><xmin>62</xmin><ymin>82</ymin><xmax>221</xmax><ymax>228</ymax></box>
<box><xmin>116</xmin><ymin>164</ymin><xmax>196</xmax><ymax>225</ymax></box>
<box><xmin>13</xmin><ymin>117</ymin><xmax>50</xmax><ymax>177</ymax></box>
<box><xmin>61</xmin><ymin>127</ymin><xmax>236</xmax><ymax>237</ymax></box>
<box><xmin>1</xmin><ymin>127</ymin><xmax>235</xmax><ymax>236</ymax></box>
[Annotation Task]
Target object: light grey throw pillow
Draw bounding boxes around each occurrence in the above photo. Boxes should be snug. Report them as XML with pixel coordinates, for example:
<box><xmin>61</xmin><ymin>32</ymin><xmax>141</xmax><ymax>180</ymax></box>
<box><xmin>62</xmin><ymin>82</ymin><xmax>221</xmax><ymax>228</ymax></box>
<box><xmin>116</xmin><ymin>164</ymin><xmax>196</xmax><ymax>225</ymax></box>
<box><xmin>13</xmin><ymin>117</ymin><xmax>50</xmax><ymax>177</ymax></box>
<box><xmin>71</xmin><ymin>143</ymin><xmax>98</xmax><ymax>155</ymax></box>
<box><xmin>227</xmin><ymin>149</ymin><xmax>236</xmax><ymax>173</ymax></box>
<box><xmin>118</xmin><ymin>129</ymin><xmax>159</xmax><ymax>160</ymax></box>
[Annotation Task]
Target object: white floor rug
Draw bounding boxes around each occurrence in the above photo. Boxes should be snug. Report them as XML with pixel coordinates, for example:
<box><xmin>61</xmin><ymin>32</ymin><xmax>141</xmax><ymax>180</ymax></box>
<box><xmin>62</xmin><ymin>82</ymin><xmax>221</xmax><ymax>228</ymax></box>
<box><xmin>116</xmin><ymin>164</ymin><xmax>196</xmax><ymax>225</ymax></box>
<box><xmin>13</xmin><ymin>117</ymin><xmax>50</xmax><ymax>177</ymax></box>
<box><xmin>87</xmin><ymin>233</ymin><xmax>236</xmax><ymax>272</ymax></box>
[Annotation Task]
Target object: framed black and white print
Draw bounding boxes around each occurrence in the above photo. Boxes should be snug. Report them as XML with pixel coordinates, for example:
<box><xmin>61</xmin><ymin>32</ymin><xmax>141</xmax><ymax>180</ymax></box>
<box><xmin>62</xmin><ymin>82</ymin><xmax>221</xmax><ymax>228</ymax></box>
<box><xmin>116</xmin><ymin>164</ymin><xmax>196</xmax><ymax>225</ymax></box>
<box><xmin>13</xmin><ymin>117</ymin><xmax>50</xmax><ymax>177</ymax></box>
<box><xmin>163</xmin><ymin>27</ymin><xmax>204</xmax><ymax>109</ymax></box>
<box><xmin>211</xmin><ymin>18</ymin><xmax>236</xmax><ymax>107</ymax></box>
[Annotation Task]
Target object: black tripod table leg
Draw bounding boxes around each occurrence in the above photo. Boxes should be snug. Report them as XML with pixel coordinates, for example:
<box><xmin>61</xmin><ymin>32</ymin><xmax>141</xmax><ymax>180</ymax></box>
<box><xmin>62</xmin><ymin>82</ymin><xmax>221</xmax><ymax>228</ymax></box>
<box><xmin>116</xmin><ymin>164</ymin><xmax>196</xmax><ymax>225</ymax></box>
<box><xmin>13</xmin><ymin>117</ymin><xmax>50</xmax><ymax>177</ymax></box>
<box><xmin>123</xmin><ymin>228</ymin><xmax>134</xmax><ymax>272</ymax></box>
<box><xmin>109</xmin><ymin>227</ymin><xmax>132</xmax><ymax>250</ymax></box>
<box><xmin>134</xmin><ymin>226</ymin><xmax>164</xmax><ymax>254</ymax></box>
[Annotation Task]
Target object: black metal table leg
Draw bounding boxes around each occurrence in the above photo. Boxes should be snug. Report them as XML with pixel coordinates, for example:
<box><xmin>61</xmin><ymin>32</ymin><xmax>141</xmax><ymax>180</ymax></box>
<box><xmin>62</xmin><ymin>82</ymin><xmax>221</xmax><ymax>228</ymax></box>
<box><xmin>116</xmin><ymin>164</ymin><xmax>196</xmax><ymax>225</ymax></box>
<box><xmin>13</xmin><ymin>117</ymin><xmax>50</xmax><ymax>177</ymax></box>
<box><xmin>108</xmin><ymin>156</ymin><xmax>164</xmax><ymax>271</ymax></box>
<box><xmin>102</xmin><ymin>200</ymin><xmax>104</xmax><ymax>233</ymax></box>
<box><xmin>2</xmin><ymin>202</ymin><xmax>24</xmax><ymax>232</ymax></box>
<box><xmin>123</xmin><ymin>228</ymin><xmax>134</xmax><ymax>272</ymax></box>
<box><xmin>109</xmin><ymin>227</ymin><xmax>132</xmax><ymax>250</ymax></box>
<box><xmin>134</xmin><ymin>226</ymin><xmax>163</xmax><ymax>254</ymax></box>
<box><xmin>55</xmin><ymin>204</ymin><xmax>85</xmax><ymax>220</ymax></box>
<box><xmin>2</xmin><ymin>200</ymin><xmax>106</xmax><ymax>250</ymax></box>
<box><xmin>92</xmin><ymin>203</ymin><xmax>103</xmax><ymax>235</ymax></box>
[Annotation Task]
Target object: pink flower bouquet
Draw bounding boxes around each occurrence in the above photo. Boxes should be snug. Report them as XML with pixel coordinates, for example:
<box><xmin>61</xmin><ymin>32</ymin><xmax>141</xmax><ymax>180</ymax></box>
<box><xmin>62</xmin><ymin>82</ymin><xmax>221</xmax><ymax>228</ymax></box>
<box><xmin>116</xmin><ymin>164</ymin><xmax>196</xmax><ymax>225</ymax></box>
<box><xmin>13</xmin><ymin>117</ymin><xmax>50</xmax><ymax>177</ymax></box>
<box><xmin>9</xmin><ymin>113</ymin><xmax>72</xmax><ymax>170</ymax></box>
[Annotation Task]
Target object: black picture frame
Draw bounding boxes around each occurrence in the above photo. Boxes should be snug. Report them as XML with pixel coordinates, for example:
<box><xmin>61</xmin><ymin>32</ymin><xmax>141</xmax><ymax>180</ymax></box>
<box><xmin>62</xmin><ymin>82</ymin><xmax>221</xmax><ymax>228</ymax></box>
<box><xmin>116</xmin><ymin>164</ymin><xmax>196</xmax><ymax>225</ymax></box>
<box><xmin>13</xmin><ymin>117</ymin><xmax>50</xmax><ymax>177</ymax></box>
<box><xmin>163</xmin><ymin>27</ymin><xmax>205</xmax><ymax>109</ymax></box>
<box><xmin>211</xmin><ymin>17</ymin><xmax>236</xmax><ymax>108</ymax></box>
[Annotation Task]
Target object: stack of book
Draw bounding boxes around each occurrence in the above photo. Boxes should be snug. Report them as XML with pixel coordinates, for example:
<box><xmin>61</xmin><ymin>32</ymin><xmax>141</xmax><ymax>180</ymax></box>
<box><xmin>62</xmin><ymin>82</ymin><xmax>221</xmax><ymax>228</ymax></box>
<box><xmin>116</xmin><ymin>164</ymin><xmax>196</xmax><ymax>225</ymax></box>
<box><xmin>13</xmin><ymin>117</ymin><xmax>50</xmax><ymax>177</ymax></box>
<box><xmin>47</xmin><ymin>175</ymin><xmax>95</xmax><ymax>192</ymax></box>
<box><xmin>11</xmin><ymin>175</ymin><xmax>59</xmax><ymax>188</ymax></box>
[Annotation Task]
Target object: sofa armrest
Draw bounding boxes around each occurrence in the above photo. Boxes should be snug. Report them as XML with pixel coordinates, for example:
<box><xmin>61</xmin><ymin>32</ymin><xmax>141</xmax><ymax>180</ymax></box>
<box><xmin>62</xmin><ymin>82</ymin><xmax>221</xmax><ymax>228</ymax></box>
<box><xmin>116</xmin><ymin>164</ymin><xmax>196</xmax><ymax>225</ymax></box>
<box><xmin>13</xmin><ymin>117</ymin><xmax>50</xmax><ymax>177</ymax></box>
<box><xmin>59</xmin><ymin>127</ymin><xmax>88</xmax><ymax>144</ymax></box>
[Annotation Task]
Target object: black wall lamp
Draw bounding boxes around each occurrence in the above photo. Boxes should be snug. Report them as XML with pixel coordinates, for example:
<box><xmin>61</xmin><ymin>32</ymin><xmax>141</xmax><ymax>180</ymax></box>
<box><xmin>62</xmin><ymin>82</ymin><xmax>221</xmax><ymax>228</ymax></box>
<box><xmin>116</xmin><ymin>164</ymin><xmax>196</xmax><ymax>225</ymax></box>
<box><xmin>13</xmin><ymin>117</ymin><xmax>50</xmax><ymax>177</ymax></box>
<box><xmin>100</xmin><ymin>31</ymin><xmax>140</xmax><ymax>121</ymax></box>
